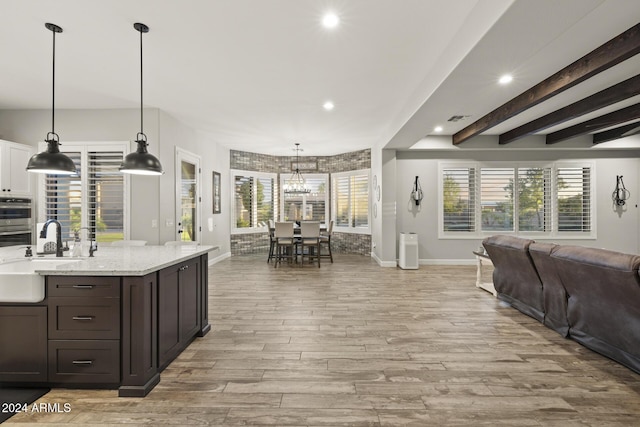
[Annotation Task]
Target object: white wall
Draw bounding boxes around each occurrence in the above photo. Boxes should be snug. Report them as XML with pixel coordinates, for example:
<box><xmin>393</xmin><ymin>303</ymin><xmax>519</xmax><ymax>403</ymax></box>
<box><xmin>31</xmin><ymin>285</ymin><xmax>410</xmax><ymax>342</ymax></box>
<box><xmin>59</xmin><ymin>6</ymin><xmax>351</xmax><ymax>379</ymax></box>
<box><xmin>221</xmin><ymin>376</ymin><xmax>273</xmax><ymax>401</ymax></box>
<box><xmin>395</xmin><ymin>147</ymin><xmax>640</xmax><ymax>262</ymax></box>
<box><xmin>157</xmin><ymin>110</ymin><xmax>230</xmax><ymax>256</ymax></box>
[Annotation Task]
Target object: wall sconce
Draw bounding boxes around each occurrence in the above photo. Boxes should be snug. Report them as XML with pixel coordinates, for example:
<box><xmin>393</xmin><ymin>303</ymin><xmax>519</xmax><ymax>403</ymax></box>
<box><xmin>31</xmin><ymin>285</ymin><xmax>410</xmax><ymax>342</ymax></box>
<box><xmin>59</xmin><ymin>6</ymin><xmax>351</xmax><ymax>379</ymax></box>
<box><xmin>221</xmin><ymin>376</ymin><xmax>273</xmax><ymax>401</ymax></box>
<box><xmin>612</xmin><ymin>175</ymin><xmax>630</xmax><ymax>206</ymax></box>
<box><xmin>411</xmin><ymin>176</ymin><xmax>423</xmax><ymax>206</ymax></box>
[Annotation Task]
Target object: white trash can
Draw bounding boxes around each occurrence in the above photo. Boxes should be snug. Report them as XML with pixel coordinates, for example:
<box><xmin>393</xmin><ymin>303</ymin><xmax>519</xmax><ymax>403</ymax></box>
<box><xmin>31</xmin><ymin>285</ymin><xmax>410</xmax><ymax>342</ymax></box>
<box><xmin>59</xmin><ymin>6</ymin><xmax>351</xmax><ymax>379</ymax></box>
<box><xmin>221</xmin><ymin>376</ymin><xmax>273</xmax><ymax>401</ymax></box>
<box><xmin>398</xmin><ymin>232</ymin><xmax>419</xmax><ymax>269</ymax></box>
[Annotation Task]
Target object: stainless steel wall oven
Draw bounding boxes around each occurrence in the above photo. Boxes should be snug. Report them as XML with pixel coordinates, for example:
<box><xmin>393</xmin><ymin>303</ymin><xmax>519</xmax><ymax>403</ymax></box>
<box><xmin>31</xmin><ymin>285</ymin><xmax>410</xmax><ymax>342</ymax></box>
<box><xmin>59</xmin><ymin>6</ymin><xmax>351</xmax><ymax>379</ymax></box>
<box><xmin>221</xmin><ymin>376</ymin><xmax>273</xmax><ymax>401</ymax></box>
<box><xmin>0</xmin><ymin>197</ymin><xmax>33</xmax><ymax>247</ymax></box>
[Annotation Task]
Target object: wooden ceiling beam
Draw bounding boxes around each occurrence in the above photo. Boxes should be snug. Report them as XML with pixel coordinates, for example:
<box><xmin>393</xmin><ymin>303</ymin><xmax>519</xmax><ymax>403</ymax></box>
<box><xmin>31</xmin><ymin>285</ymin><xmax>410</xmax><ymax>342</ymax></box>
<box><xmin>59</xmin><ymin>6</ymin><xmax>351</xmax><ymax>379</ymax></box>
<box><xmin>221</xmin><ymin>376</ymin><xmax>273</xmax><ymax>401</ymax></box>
<box><xmin>499</xmin><ymin>74</ymin><xmax>640</xmax><ymax>144</ymax></box>
<box><xmin>452</xmin><ymin>22</ymin><xmax>640</xmax><ymax>145</ymax></box>
<box><xmin>593</xmin><ymin>121</ymin><xmax>640</xmax><ymax>144</ymax></box>
<box><xmin>546</xmin><ymin>102</ymin><xmax>640</xmax><ymax>144</ymax></box>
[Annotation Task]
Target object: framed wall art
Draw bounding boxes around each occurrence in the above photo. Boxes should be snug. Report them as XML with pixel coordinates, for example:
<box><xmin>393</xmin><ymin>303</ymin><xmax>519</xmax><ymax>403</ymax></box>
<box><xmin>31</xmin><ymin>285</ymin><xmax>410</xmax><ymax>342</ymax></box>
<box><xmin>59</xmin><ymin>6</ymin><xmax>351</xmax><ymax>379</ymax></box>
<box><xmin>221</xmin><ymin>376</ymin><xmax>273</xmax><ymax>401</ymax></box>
<box><xmin>212</xmin><ymin>171</ymin><xmax>221</xmax><ymax>214</ymax></box>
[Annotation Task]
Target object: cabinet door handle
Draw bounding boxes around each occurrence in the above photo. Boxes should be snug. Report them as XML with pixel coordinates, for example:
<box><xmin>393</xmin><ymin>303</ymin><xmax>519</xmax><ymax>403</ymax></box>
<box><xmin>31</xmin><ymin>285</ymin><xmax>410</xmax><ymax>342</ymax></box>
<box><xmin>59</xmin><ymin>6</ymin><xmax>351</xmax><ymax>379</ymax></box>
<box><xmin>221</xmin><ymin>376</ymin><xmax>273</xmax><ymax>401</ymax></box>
<box><xmin>72</xmin><ymin>284</ymin><xmax>95</xmax><ymax>289</ymax></box>
<box><xmin>179</xmin><ymin>265</ymin><xmax>190</xmax><ymax>271</ymax></box>
<box><xmin>72</xmin><ymin>360</ymin><xmax>93</xmax><ymax>366</ymax></box>
<box><xmin>72</xmin><ymin>316</ymin><xmax>94</xmax><ymax>321</ymax></box>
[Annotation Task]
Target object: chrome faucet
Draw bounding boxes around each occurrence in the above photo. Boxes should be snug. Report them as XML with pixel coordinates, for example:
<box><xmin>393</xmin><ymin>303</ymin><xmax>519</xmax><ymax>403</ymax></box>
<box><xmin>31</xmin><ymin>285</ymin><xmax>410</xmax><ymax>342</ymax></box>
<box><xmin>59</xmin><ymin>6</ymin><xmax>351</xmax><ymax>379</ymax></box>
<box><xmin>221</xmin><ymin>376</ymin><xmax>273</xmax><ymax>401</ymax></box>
<box><xmin>77</xmin><ymin>227</ymin><xmax>97</xmax><ymax>257</ymax></box>
<box><xmin>40</xmin><ymin>219</ymin><xmax>64</xmax><ymax>257</ymax></box>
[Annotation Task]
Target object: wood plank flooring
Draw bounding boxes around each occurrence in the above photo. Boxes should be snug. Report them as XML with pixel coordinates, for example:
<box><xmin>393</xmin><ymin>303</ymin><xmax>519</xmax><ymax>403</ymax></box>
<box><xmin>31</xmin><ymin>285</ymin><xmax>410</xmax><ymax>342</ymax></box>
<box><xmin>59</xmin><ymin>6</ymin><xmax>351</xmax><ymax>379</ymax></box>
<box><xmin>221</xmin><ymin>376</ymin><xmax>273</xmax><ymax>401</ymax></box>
<box><xmin>6</xmin><ymin>254</ymin><xmax>640</xmax><ymax>426</ymax></box>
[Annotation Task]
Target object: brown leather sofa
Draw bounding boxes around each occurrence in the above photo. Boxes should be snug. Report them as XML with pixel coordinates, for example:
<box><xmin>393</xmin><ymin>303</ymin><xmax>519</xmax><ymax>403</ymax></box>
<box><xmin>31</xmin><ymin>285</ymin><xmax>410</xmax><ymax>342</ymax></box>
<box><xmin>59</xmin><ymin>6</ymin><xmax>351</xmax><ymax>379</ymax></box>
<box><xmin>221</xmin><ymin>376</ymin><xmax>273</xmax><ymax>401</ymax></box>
<box><xmin>482</xmin><ymin>235</ymin><xmax>640</xmax><ymax>375</ymax></box>
<box><xmin>551</xmin><ymin>245</ymin><xmax>640</xmax><ymax>374</ymax></box>
<box><xmin>482</xmin><ymin>235</ymin><xmax>544</xmax><ymax>322</ymax></box>
<box><xmin>529</xmin><ymin>242</ymin><xmax>569</xmax><ymax>337</ymax></box>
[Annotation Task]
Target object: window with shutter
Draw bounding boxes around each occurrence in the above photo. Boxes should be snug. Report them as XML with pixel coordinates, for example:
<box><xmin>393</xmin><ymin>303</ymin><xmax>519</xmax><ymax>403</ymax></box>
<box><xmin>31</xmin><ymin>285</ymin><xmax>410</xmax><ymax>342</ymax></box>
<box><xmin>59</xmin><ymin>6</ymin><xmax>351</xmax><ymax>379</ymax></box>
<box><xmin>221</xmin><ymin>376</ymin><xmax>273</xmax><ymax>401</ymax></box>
<box><xmin>556</xmin><ymin>166</ymin><xmax>592</xmax><ymax>233</ymax></box>
<box><xmin>331</xmin><ymin>169</ymin><xmax>370</xmax><ymax>233</ymax></box>
<box><xmin>480</xmin><ymin>167</ymin><xmax>514</xmax><ymax>232</ymax></box>
<box><xmin>442</xmin><ymin>167</ymin><xmax>475</xmax><ymax>232</ymax></box>
<box><xmin>232</xmin><ymin>170</ymin><xmax>277</xmax><ymax>232</ymax></box>
<box><xmin>41</xmin><ymin>143</ymin><xmax>127</xmax><ymax>243</ymax></box>
<box><xmin>439</xmin><ymin>161</ymin><xmax>592</xmax><ymax>238</ymax></box>
<box><xmin>517</xmin><ymin>167</ymin><xmax>551</xmax><ymax>232</ymax></box>
<box><xmin>280</xmin><ymin>174</ymin><xmax>328</xmax><ymax>222</ymax></box>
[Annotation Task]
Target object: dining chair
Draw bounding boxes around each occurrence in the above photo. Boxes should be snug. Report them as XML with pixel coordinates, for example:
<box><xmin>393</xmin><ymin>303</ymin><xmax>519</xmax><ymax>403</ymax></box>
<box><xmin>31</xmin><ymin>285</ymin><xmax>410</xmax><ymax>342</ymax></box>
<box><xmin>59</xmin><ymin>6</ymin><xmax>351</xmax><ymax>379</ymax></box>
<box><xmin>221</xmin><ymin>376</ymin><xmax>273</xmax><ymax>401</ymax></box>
<box><xmin>267</xmin><ymin>219</ymin><xmax>277</xmax><ymax>263</ymax></box>
<box><xmin>299</xmin><ymin>221</ymin><xmax>321</xmax><ymax>267</ymax></box>
<box><xmin>319</xmin><ymin>220</ymin><xmax>334</xmax><ymax>263</ymax></box>
<box><xmin>110</xmin><ymin>240</ymin><xmax>147</xmax><ymax>247</ymax></box>
<box><xmin>274</xmin><ymin>222</ymin><xmax>296</xmax><ymax>267</ymax></box>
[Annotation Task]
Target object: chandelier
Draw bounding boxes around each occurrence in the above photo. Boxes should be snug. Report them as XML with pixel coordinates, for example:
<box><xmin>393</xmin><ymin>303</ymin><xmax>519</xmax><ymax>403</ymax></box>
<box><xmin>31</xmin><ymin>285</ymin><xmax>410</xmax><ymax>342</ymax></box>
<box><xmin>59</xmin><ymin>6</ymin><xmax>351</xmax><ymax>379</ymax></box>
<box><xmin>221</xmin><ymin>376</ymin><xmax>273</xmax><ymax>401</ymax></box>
<box><xmin>284</xmin><ymin>143</ymin><xmax>311</xmax><ymax>194</ymax></box>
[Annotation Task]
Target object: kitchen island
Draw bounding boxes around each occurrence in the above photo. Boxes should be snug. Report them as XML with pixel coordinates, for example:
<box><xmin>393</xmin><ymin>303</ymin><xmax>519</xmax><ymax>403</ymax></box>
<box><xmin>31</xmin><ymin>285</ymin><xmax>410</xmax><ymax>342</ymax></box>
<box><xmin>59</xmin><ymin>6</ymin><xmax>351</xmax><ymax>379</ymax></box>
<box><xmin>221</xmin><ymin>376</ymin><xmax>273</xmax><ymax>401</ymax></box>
<box><xmin>0</xmin><ymin>244</ymin><xmax>216</xmax><ymax>397</ymax></box>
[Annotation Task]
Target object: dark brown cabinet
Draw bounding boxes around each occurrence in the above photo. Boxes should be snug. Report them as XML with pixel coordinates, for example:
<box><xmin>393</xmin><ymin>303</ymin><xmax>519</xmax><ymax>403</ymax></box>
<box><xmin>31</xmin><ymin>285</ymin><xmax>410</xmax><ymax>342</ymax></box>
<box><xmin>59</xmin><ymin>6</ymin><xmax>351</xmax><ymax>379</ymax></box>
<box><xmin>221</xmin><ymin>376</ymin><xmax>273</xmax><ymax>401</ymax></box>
<box><xmin>46</xmin><ymin>276</ymin><xmax>120</xmax><ymax>385</ymax></box>
<box><xmin>0</xmin><ymin>252</ymin><xmax>210</xmax><ymax>396</ymax></box>
<box><xmin>0</xmin><ymin>306</ymin><xmax>47</xmax><ymax>382</ymax></box>
<box><xmin>158</xmin><ymin>257</ymin><xmax>201</xmax><ymax>369</ymax></box>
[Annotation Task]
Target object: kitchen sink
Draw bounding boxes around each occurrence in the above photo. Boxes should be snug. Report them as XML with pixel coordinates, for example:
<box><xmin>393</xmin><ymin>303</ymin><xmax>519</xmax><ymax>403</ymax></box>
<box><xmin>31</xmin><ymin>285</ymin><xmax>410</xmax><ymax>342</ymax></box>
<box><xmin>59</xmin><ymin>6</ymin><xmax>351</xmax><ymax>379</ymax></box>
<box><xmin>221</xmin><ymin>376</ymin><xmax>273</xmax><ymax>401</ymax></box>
<box><xmin>0</xmin><ymin>258</ymin><xmax>81</xmax><ymax>303</ymax></box>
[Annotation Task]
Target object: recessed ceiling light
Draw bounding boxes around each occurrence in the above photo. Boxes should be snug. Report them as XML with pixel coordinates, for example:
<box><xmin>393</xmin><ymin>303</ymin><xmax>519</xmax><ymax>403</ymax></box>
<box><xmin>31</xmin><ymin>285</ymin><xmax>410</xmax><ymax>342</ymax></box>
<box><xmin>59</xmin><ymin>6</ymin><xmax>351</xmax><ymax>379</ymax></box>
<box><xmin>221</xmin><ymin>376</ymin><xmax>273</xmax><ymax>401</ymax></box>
<box><xmin>323</xmin><ymin>101</ymin><xmax>334</xmax><ymax>111</ymax></box>
<box><xmin>434</xmin><ymin>126</ymin><xmax>443</xmax><ymax>133</ymax></box>
<box><xmin>322</xmin><ymin>13</ymin><xmax>339</xmax><ymax>29</ymax></box>
<box><xmin>498</xmin><ymin>74</ymin><xmax>513</xmax><ymax>85</ymax></box>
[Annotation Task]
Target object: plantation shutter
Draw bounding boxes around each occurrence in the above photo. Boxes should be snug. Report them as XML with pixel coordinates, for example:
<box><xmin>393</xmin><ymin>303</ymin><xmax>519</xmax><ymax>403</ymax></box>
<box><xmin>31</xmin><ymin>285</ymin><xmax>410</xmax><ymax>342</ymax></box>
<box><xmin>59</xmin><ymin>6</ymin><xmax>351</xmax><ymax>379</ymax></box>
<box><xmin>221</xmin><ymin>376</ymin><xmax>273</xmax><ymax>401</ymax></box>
<box><xmin>44</xmin><ymin>152</ymin><xmax>82</xmax><ymax>241</ymax></box>
<box><xmin>557</xmin><ymin>166</ymin><xmax>592</xmax><ymax>232</ymax></box>
<box><xmin>480</xmin><ymin>167</ymin><xmax>515</xmax><ymax>232</ymax></box>
<box><xmin>87</xmin><ymin>150</ymin><xmax>125</xmax><ymax>241</ymax></box>
<box><xmin>256</xmin><ymin>176</ymin><xmax>275</xmax><ymax>227</ymax></box>
<box><xmin>351</xmin><ymin>173</ymin><xmax>369</xmax><ymax>228</ymax></box>
<box><xmin>334</xmin><ymin>175</ymin><xmax>350</xmax><ymax>227</ymax></box>
<box><xmin>442</xmin><ymin>167</ymin><xmax>476</xmax><ymax>232</ymax></box>
<box><xmin>517</xmin><ymin>167</ymin><xmax>551</xmax><ymax>232</ymax></box>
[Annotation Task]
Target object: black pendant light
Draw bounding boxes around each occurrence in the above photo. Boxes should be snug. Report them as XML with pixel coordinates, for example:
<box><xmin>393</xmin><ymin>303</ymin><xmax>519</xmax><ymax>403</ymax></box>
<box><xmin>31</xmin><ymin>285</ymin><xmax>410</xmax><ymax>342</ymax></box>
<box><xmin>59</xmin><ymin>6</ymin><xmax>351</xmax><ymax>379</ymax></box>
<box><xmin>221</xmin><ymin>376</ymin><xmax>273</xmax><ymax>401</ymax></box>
<box><xmin>26</xmin><ymin>23</ymin><xmax>77</xmax><ymax>175</ymax></box>
<box><xmin>120</xmin><ymin>22</ymin><xmax>164</xmax><ymax>175</ymax></box>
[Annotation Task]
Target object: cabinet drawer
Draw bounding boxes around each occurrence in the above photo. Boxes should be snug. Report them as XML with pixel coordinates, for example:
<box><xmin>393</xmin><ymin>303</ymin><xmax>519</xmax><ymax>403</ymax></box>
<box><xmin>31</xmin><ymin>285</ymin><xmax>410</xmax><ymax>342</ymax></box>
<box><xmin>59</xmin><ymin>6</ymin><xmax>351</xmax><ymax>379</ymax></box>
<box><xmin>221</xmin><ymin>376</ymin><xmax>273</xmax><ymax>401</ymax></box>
<box><xmin>48</xmin><ymin>340</ymin><xmax>120</xmax><ymax>384</ymax></box>
<box><xmin>47</xmin><ymin>276</ymin><xmax>120</xmax><ymax>297</ymax></box>
<box><xmin>49</xmin><ymin>297</ymin><xmax>120</xmax><ymax>340</ymax></box>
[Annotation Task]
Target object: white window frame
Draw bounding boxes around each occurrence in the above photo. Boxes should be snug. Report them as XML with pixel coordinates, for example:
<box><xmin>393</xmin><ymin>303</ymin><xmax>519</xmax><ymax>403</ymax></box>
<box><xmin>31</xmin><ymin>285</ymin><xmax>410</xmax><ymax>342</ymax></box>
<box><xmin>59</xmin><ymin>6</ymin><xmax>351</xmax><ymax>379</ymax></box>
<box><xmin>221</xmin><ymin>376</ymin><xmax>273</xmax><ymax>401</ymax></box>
<box><xmin>37</xmin><ymin>141</ymin><xmax>131</xmax><ymax>240</ymax></box>
<box><xmin>230</xmin><ymin>169</ymin><xmax>278</xmax><ymax>234</ymax></box>
<box><xmin>331</xmin><ymin>168</ymin><xmax>371</xmax><ymax>235</ymax></box>
<box><xmin>438</xmin><ymin>161</ymin><xmax>595</xmax><ymax>240</ymax></box>
<box><xmin>279</xmin><ymin>173</ymin><xmax>329</xmax><ymax>223</ymax></box>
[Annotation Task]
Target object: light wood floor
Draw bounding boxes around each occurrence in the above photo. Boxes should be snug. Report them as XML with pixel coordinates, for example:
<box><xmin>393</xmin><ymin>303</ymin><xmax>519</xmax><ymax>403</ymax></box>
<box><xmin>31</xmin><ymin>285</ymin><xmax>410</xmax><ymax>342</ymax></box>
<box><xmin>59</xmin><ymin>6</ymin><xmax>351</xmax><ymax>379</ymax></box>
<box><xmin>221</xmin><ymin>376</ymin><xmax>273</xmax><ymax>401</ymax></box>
<box><xmin>7</xmin><ymin>254</ymin><xmax>640</xmax><ymax>426</ymax></box>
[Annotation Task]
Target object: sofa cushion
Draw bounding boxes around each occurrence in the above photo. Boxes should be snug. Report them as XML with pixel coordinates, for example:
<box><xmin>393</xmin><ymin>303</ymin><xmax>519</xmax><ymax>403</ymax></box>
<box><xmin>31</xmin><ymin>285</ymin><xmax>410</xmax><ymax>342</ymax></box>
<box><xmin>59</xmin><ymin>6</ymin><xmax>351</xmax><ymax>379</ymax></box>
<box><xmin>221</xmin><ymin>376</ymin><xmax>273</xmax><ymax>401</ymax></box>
<box><xmin>529</xmin><ymin>242</ymin><xmax>568</xmax><ymax>337</ymax></box>
<box><xmin>551</xmin><ymin>245</ymin><xmax>640</xmax><ymax>374</ymax></box>
<box><xmin>482</xmin><ymin>235</ymin><xmax>544</xmax><ymax>321</ymax></box>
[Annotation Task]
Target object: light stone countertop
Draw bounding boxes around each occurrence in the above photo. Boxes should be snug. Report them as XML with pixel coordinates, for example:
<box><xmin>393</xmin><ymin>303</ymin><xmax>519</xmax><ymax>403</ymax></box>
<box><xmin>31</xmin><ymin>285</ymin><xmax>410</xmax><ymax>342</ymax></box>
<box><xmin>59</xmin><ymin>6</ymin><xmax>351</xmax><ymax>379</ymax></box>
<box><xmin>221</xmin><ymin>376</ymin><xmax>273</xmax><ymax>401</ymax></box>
<box><xmin>28</xmin><ymin>245</ymin><xmax>218</xmax><ymax>276</ymax></box>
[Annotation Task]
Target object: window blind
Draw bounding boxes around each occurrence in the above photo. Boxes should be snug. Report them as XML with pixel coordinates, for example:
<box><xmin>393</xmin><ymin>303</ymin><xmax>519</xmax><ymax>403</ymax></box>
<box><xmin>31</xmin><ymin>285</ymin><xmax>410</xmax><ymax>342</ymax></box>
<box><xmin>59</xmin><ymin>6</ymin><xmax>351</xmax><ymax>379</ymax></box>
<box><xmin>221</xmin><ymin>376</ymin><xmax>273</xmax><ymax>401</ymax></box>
<box><xmin>233</xmin><ymin>171</ymin><xmax>277</xmax><ymax>230</ymax></box>
<box><xmin>334</xmin><ymin>175</ymin><xmax>351</xmax><ymax>227</ymax></box>
<box><xmin>332</xmin><ymin>171</ymin><xmax>369</xmax><ymax>230</ymax></box>
<box><xmin>88</xmin><ymin>151</ymin><xmax>124</xmax><ymax>242</ymax></box>
<box><xmin>480</xmin><ymin>167</ymin><xmax>514</xmax><ymax>232</ymax></box>
<box><xmin>44</xmin><ymin>147</ymin><xmax>125</xmax><ymax>243</ymax></box>
<box><xmin>442</xmin><ymin>167</ymin><xmax>476</xmax><ymax>232</ymax></box>
<box><xmin>44</xmin><ymin>152</ymin><xmax>81</xmax><ymax>241</ymax></box>
<box><xmin>517</xmin><ymin>167</ymin><xmax>551</xmax><ymax>232</ymax></box>
<box><xmin>557</xmin><ymin>166</ymin><xmax>591</xmax><ymax>232</ymax></box>
<box><xmin>282</xmin><ymin>176</ymin><xmax>327</xmax><ymax>222</ymax></box>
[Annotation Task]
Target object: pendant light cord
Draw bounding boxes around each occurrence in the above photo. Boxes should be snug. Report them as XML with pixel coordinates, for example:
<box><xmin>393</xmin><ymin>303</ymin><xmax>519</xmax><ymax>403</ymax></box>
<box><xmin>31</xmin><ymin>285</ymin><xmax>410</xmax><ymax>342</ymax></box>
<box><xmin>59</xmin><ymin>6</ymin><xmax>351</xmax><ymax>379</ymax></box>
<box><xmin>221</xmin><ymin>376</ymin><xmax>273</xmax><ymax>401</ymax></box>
<box><xmin>139</xmin><ymin>25</ymin><xmax>144</xmax><ymax>137</ymax></box>
<box><xmin>51</xmin><ymin>26</ymin><xmax>56</xmax><ymax>137</ymax></box>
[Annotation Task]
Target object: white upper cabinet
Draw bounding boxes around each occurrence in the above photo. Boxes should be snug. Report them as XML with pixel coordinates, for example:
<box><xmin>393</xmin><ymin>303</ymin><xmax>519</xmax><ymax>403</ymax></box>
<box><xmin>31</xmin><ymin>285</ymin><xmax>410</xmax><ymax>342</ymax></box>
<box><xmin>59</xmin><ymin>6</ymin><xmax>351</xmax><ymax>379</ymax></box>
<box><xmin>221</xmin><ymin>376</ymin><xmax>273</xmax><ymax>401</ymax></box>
<box><xmin>0</xmin><ymin>140</ymin><xmax>34</xmax><ymax>195</ymax></box>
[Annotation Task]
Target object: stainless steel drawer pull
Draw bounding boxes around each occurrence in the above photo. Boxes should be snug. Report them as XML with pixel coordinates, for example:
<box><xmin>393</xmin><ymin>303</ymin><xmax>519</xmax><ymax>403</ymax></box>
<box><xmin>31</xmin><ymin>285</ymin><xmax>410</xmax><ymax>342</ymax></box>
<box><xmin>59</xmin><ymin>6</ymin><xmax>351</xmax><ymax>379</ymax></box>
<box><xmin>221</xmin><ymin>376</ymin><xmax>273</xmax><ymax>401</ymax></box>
<box><xmin>179</xmin><ymin>265</ymin><xmax>190</xmax><ymax>271</ymax></box>
<box><xmin>72</xmin><ymin>284</ymin><xmax>95</xmax><ymax>289</ymax></box>
<box><xmin>72</xmin><ymin>360</ymin><xmax>93</xmax><ymax>365</ymax></box>
<box><xmin>72</xmin><ymin>316</ymin><xmax>94</xmax><ymax>321</ymax></box>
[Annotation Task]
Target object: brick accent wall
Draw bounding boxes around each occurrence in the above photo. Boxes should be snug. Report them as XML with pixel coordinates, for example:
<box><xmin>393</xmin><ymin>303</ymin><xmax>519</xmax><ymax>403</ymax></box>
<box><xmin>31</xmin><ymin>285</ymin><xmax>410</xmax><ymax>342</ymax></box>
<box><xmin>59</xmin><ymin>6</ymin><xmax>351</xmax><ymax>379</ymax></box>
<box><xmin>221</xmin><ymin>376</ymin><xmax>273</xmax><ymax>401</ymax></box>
<box><xmin>230</xmin><ymin>148</ymin><xmax>371</xmax><ymax>256</ymax></box>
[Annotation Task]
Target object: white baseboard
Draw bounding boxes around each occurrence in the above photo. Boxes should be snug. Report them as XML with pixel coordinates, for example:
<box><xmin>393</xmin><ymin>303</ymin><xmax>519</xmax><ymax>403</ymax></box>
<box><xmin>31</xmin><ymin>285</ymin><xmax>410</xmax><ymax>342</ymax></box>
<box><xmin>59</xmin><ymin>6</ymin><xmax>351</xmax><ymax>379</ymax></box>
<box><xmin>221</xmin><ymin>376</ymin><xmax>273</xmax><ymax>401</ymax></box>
<box><xmin>370</xmin><ymin>252</ymin><xmax>398</xmax><ymax>267</ymax></box>
<box><xmin>370</xmin><ymin>253</ymin><xmax>476</xmax><ymax>267</ymax></box>
<box><xmin>419</xmin><ymin>258</ymin><xmax>476</xmax><ymax>266</ymax></box>
<box><xmin>208</xmin><ymin>251</ymin><xmax>231</xmax><ymax>266</ymax></box>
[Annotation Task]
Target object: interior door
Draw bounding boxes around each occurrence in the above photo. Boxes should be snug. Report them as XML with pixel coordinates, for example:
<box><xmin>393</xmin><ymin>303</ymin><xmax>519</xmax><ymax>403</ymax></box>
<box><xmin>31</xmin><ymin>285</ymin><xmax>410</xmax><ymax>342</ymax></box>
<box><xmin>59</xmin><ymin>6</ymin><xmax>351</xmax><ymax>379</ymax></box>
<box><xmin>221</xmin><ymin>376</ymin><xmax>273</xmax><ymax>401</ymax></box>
<box><xmin>175</xmin><ymin>148</ymin><xmax>201</xmax><ymax>242</ymax></box>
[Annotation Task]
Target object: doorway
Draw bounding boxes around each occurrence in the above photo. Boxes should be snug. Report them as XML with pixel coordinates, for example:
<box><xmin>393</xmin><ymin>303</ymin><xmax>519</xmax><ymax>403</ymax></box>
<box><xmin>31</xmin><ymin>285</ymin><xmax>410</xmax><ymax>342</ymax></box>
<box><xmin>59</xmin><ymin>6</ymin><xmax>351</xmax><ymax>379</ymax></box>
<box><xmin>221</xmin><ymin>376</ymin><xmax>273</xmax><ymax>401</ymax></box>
<box><xmin>175</xmin><ymin>148</ymin><xmax>201</xmax><ymax>242</ymax></box>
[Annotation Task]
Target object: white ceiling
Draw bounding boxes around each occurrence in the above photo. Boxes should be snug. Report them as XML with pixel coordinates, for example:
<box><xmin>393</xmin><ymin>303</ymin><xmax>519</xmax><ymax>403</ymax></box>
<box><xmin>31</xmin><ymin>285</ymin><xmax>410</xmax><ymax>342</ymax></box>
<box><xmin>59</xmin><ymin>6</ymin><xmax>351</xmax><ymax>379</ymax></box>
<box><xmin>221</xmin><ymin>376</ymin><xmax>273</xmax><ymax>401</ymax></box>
<box><xmin>1</xmin><ymin>0</ymin><xmax>639</xmax><ymax>155</ymax></box>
